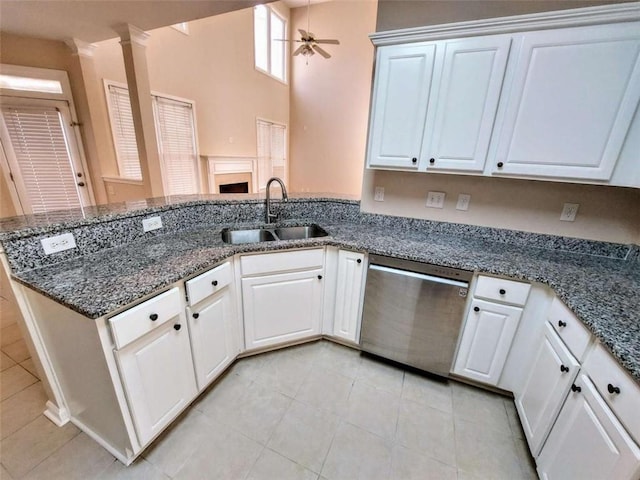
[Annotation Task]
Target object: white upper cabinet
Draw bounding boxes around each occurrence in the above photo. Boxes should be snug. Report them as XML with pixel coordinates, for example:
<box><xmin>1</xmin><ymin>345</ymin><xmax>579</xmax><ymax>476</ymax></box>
<box><xmin>423</xmin><ymin>35</ymin><xmax>511</xmax><ymax>172</ymax></box>
<box><xmin>492</xmin><ymin>22</ymin><xmax>640</xmax><ymax>181</ymax></box>
<box><xmin>368</xmin><ymin>43</ymin><xmax>437</xmax><ymax>169</ymax></box>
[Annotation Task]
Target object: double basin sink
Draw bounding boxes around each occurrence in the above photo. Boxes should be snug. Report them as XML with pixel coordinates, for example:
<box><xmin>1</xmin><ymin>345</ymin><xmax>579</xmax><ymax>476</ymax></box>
<box><xmin>221</xmin><ymin>224</ymin><xmax>328</xmax><ymax>244</ymax></box>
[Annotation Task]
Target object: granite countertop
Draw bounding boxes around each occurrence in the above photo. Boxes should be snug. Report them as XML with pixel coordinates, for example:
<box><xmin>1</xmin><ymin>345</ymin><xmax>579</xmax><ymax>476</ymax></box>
<box><xmin>11</xmin><ymin>219</ymin><xmax>640</xmax><ymax>382</ymax></box>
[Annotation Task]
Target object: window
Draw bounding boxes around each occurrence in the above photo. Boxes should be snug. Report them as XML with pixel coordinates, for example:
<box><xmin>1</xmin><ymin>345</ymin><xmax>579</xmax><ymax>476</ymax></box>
<box><xmin>254</xmin><ymin>4</ymin><xmax>287</xmax><ymax>82</ymax></box>
<box><xmin>104</xmin><ymin>82</ymin><xmax>200</xmax><ymax>195</ymax></box>
<box><xmin>0</xmin><ymin>65</ymin><xmax>93</xmax><ymax>215</ymax></box>
<box><xmin>256</xmin><ymin>119</ymin><xmax>287</xmax><ymax>190</ymax></box>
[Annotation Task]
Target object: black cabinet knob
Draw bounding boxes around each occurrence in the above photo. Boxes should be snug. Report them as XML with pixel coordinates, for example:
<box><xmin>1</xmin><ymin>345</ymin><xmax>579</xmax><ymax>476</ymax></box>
<box><xmin>560</xmin><ymin>365</ymin><xmax>569</xmax><ymax>373</ymax></box>
<box><xmin>149</xmin><ymin>313</ymin><xmax>158</xmax><ymax>321</ymax></box>
<box><xmin>499</xmin><ymin>288</ymin><xmax>506</xmax><ymax>295</ymax></box>
<box><xmin>174</xmin><ymin>324</ymin><xmax>181</xmax><ymax>331</ymax></box>
<box><xmin>571</xmin><ymin>384</ymin><xmax>581</xmax><ymax>393</ymax></box>
<box><xmin>411</xmin><ymin>157</ymin><xmax>417</xmax><ymax>164</ymax></box>
<box><xmin>77</xmin><ymin>172</ymin><xmax>83</xmax><ymax>177</ymax></box>
<box><xmin>357</xmin><ymin>259</ymin><xmax>362</xmax><ymax>264</ymax></box>
<box><xmin>212</xmin><ymin>280</ymin><xmax>218</xmax><ymax>286</ymax></box>
<box><xmin>429</xmin><ymin>158</ymin><xmax>435</xmax><ymax>164</ymax></box>
<box><xmin>192</xmin><ymin>312</ymin><xmax>200</xmax><ymax>319</ymax></box>
<box><xmin>497</xmin><ymin>162</ymin><xmax>504</xmax><ymax>168</ymax></box>
<box><xmin>558</xmin><ymin>320</ymin><xmax>567</xmax><ymax>328</ymax></box>
<box><xmin>77</xmin><ymin>182</ymin><xmax>85</xmax><ymax>187</ymax></box>
<box><xmin>317</xmin><ymin>275</ymin><xmax>323</xmax><ymax>280</ymax></box>
<box><xmin>473</xmin><ymin>306</ymin><xmax>480</xmax><ymax>312</ymax></box>
<box><xmin>607</xmin><ymin>383</ymin><xmax>621</xmax><ymax>395</ymax></box>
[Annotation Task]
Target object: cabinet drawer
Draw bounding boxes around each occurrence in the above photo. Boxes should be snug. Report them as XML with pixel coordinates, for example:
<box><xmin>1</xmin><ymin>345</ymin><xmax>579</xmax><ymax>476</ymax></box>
<box><xmin>240</xmin><ymin>248</ymin><xmax>324</xmax><ymax>276</ymax></box>
<box><xmin>583</xmin><ymin>342</ymin><xmax>640</xmax><ymax>445</ymax></box>
<box><xmin>548</xmin><ymin>297</ymin><xmax>592</xmax><ymax>361</ymax></box>
<box><xmin>109</xmin><ymin>288</ymin><xmax>182</xmax><ymax>350</ymax></box>
<box><xmin>474</xmin><ymin>275</ymin><xmax>531</xmax><ymax>306</ymax></box>
<box><xmin>186</xmin><ymin>262</ymin><xmax>232</xmax><ymax>306</ymax></box>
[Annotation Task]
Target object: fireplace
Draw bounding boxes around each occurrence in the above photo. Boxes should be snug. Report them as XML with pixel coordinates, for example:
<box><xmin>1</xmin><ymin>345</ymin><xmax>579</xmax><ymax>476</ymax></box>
<box><xmin>219</xmin><ymin>182</ymin><xmax>249</xmax><ymax>194</ymax></box>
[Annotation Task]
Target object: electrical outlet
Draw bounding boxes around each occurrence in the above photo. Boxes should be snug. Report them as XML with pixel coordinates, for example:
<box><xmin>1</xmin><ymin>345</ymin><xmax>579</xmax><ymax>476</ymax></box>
<box><xmin>426</xmin><ymin>191</ymin><xmax>445</xmax><ymax>208</ymax></box>
<box><xmin>560</xmin><ymin>203</ymin><xmax>579</xmax><ymax>222</ymax></box>
<box><xmin>41</xmin><ymin>233</ymin><xmax>76</xmax><ymax>255</ymax></box>
<box><xmin>456</xmin><ymin>194</ymin><xmax>471</xmax><ymax>211</ymax></box>
<box><xmin>143</xmin><ymin>216</ymin><xmax>163</xmax><ymax>232</ymax></box>
<box><xmin>374</xmin><ymin>186</ymin><xmax>385</xmax><ymax>202</ymax></box>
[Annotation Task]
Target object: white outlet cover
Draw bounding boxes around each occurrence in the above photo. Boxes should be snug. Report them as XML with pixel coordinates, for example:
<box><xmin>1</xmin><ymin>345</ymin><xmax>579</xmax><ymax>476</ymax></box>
<box><xmin>142</xmin><ymin>216</ymin><xmax>163</xmax><ymax>232</ymax></box>
<box><xmin>456</xmin><ymin>193</ymin><xmax>471</xmax><ymax>211</ymax></box>
<box><xmin>41</xmin><ymin>232</ymin><xmax>76</xmax><ymax>255</ymax></box>
<box><xmin>426</xmin><ymin>191</ymin><xmax>445</xmax><ymax>208</ymax></box>
<box><xmin>374</xmin><ymin>186</ymin><xmax>385</xmax><ymax>202</ymax></box>
<box><xmin>560</xmin><ymin>203</ymin><xmax>579</xmax><ymax>222</ymax></box>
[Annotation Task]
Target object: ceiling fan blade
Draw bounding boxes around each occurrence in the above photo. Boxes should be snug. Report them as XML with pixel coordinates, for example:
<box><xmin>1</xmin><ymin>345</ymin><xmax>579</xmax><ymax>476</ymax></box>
<box><xmin>314</xmin><ymin>39</ymin><xmax>340</xmax><ymax>45</ymax></box>
<box><xmin>273</xmin><ymin>38</ymin><xmax>290</xmax><ymax>42</ymax></box>
<box><xmin>313</xmin><ymin>45</ymin><xmax>331</xmax><ymax>59</ymax></box>
<box><xmin>293</xmin><ymin>44</ymin><xmax>307</xmax><ymax>56</ymax></box>
<box><xmin>298</xmin><ymin>29</ymin><xmax>309</xmax><ymax>38</ymax></box>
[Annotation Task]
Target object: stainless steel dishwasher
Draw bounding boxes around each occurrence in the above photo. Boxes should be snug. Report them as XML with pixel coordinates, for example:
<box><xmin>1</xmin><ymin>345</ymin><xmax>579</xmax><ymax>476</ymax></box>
<box><xmin>360</xmin><ymin>255</ymin><xmax>472</xmax><ymax>377</ymax></box>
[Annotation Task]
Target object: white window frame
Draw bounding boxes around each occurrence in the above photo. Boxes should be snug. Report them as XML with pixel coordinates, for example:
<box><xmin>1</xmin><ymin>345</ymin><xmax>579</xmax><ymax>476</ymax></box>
<box><xmin>253</xmin><ymin>4</ymin><xmax>288</xmax><ymax>84</ymax></box>
<box><xmin>0</xmin><ymin>64</ymin><xmax>95</xmax><ymax>215</ymax></box>
<box><xmin>256</xmin><ymin>117</ymin><xmax>288</xmax><ymax>191</ymax></box>
<box><xmin>103</xmin><ymin>80</ymin><xmax>202</xmax><ymax>194</ymax></box>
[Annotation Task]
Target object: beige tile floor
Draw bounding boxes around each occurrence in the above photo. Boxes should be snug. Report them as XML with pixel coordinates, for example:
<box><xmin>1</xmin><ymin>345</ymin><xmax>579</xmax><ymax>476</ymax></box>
<box><xmin>1</xmin><ymin>320</ymin><xmax>538</xmax><ymax>480</ymax></box>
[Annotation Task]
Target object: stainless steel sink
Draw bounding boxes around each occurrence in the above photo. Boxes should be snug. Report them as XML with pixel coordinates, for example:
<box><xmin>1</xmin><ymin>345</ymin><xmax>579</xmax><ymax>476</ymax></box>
<box><xmin>221</xmin><ymin>224</ymin><xmax>328</xmax><ymax>244</ymax></box>
<box><xmin>221</xmin><ymin>228</ymin><xmax>276</xmax><ymax>244</ymax></box>
<box><xmin>273</xmin><ymin>225</ymin><xmax>328</xmax><ymax>240</ymax></box>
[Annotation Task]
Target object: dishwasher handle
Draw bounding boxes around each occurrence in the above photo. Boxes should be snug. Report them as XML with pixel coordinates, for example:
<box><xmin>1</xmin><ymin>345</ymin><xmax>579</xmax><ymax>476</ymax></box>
<box><xmin>369</xmin><ymin>264</ymin><xmax>469</xmax><ymax>288</ymax></box>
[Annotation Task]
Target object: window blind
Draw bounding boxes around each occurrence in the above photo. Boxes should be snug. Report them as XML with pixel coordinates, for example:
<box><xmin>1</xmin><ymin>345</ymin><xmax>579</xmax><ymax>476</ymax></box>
<box><xmin>1</xmin><ymin>105</ymin><xmax>82</xmax><ymax>213</ymax></box>
<box><xmin>257</xmin><ymin>119</ymin><xmax>286</xmax><ymax>188</ymax></box>
<box><xmin>270</xmin><ymin>123</ymin><xmax>286</xmax><ymax>179</ymax></box>
<box><xmin>107</xmin><ymin>85</ymin><xmax>142</xmax><ymax>180</ymax></box>
<box><xmin>154</xmin><ymin>96</ymin><xmax>199</xmax><ymax>195</ymax></box>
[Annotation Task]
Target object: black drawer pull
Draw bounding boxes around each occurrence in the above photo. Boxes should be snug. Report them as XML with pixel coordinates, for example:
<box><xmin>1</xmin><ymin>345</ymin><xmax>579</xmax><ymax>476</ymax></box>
<box><xmin>607</xmin><ymin>383</ymin><xmax>621</xmax><ymax>395</ymax></box>
<box><xmin>149</xmin><ymin>313</ymin><xmax>158</xmax><ymax>321</ymax></box>
<box><xmin>192</xmin><ymin>312</ymin><xmax>200</xmax><ymax>319</ymax></box>
<box><xmin>497</xmin><ymin>162</ymin><xmax>504</xmax><ymax>168</ymax></box>
<box><xmin>174</xmin><ymin>324</ymin><xmax>181</xmax><ymax>331</ymax></box>
<box><xmin>212</xmin><ymin>280</ymin><xmax>218</xmax><ymax>286</ymax></box>
<box><xmin>560</xmin><ymin>365</ymin><xmax>569</xmax><ymax>373</ymax></box>
<box><xmin>558</xmin><ymin>320</ymin><xmax>567</xmax><ymax>328</ymax></box>
<box><xmin>357</xmin><ymin>259</ymin><xmax>362</xmax><ymax>264</ymax></box>
<box><xmin>571</xmin><ymin>384</ymin><xmax>581</xmax><ymax>393</ymax></box>
<box><xmin>317</xmin><ymin>275</ymin><xmax>323</xmax><ymax>280</ymax></box>
<box><xmin>499</xmin><ymin>288</ymin><xmax>506</xmax><ymax>295</ymax></box>
<box><xmin>429</xmin><ymin>158</ymin><xmax>435</xmax><ymax>164</ymax></box>
<box><xmin>411</xmin><ymin>157</ymin><xmax>417</xmax><ymax>164</ymax></box>
<box><xmin>473</xmin><ymin>306</ymin><xmax>480</xmax><ymax>312</ymax></box>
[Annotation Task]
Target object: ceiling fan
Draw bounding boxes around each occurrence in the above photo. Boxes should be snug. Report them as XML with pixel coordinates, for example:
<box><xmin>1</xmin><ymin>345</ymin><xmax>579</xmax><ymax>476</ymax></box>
<box><xmin>287</xmin><ymin>0</ymin><xmax>340</xmax><ymax>59</ymax></box>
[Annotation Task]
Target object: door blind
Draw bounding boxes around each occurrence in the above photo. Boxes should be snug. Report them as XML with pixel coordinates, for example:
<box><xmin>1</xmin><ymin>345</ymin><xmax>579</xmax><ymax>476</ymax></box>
<box><xmin>107</xmin><ymin>85</ymin><xmax>142</xmax><ymax>180</ymax></box>
<box><xmin>1</xmin><ymin>105</ymin><xmax>82</xmax><ymax>213</ymax></box>
<box><xmin>257</xmin><ymin>119</ymin><xmax>286</xmax><ymax>189</ymax></box>
<box><xmin>154</xmin><ymin>96</ymin><xmax>199</xmax><ymax>195</ymax></box>
<box><xmin>270</xmin><ymin>123</ymin><xmax>286</xmax><ymax>179</ymax></box>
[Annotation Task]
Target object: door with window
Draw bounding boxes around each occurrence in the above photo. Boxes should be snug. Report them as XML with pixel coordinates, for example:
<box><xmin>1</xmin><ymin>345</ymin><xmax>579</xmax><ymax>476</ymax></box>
<box><xmin>256</xmin><ymin>119</ymin><xmax>287</xmax><ymax>190</ymax></box>
<box><xmin>0</xmin><ymin>68</ymin><xmax>93</xmax><ymax>215</ymax></box>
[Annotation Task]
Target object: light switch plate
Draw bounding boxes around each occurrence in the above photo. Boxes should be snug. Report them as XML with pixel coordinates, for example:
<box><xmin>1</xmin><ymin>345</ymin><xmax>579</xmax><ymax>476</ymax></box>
<box><xmin>426</xmin><ymin>191</ymin><xmax>445</xmax><ymax>208</ymax></box>
<box><xmin>374</xmin><ymin>187</ymin><xmax>385</xmax><ymax>202</ymax></box>
<box><xmin>143</xmin><ymin>216</ymin><xmax>163</xmax><ymax>232</ymax></box>
<box><xmin>41</xmin><ymin>233</ymin><xmax>76</xmax><ymax>255</ymax></box>
<box><xmin>456</xmin><ymin>194</ymin><xmax>471</xmax><ymax>211</ymax></box>
<box><xmin>560</xmin><ymin>203</ymin><xmax>579</xmax><ymax>222</ymax></box>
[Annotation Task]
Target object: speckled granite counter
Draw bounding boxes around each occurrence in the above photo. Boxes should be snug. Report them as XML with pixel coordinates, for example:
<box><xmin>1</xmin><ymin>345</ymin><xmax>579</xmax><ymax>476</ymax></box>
<box><xmin>1</xmin><ymin>197</ymin><xmax>638</xmax><ymax>382</ymax></box>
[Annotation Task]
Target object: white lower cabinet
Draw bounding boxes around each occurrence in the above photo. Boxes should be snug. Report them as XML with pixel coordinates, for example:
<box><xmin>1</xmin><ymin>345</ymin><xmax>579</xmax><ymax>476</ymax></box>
<box><xmin>537</xmin><ymin>374</ymin><xmax>640</xmax><ymax>480</ymax></box>
<box><xmin>187</xmin><ymin>289</ymin><xmax>238</xmax><ymax>391</ymax></box>
<box><xmin>516</xmin><ymin>323</ymin><xmax>579</xmax><ymax>456</ymax></box>
<box><xmin>332</xmin><ymin>250</ymin><xmax>366</xmax><ymax>343</ymax></box>
<box><xmin>114</xmin><ymin>316</ymin><xmax>197</xmax><ymax>446</ymax></box>
<box><xmin>453</xmin><ymin>298</ymin><xmax>522</xmax><ymax>385</ymax></box>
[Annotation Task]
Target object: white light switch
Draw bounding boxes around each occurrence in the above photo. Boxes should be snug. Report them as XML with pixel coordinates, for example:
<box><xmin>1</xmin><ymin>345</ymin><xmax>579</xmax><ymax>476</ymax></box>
<box><xmin>560</xmin><ymin>203</ymin><xmax>579</xmax><ymax>222</ymax></box>
<box><xmin>456</xmin><ymin>194</ymin><xmax>471</xmax><ymax>211</ymax></box>
<box><xmin>374</xmin><ymin>186</ymin><xmax>385</xmax><ymax>202</ymax></box>
<box><xmin>426</xmin><ymin>191</ymin><xmax>445</xmax><ymax>208</ymax></box>
<box><xmin>41</xmin><ymin>233</ymin><xmax>76</xmax><ymax>255</ymax></box>
<box><xmin>143</xmin><ymin>216</ymin><xmax>163</xmax><ymax>232</ymax></box>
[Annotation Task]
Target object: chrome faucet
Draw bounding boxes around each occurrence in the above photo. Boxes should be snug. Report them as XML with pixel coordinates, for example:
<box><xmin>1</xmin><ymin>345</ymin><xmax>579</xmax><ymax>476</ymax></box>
<box><xmin>265</xmin><ymin>177</ymin><xmax>288</xmax><ymax>224</ymax></box>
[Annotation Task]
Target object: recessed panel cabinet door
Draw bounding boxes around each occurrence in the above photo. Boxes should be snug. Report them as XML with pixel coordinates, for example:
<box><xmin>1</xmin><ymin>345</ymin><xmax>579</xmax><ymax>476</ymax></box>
<box><xmin>367</xmin><ymin>43</ymin><xmax>437</xmax><ymax>169</ymax></box>
<box><xmin>515</xmin><ymin>323</ymin><xmax>579</xmax><ymax>457</ymax></box>
<box><xmin>332</xmin><ymin>250</ymin><xmax>366</xmax><ymax>343</ymax></box>
<box><xmin>423</xmin><ymin>35</ymin><xmax>511</xmax><ymax>172</ymax></box>
<box><xmin>537</xmin><ymin>374</ymin><xmax>640</xmax><ymax>480</ymax></box>
<box><xmin>453</xmin><ymin>299</ymin><xmax>522</xmax><ymax>385</ymax></box>
<box><xmin>115</xmin><ymin>317</ymin><xmax>197</xmax><ymax>446</ymax></box>
<box><xmin>243</xmin><ymin>269</ymin><xmax>323</xmax><ymax>350</ymax></box>
<box><xmin>493</xmin><ymin>22</ymin><xmax>640</xmax><ymax>181</ymax></box>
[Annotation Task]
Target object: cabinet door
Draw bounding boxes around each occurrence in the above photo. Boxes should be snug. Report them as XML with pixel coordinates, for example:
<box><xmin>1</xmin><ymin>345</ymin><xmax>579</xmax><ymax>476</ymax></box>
<box><xmin>187</xmin><ymin>288</ymin><xmax>238</xmax><ymax>391</ymax></box>
<box><xmin>115</xmin><ymin>317</ymin><xmax>197</xmax><ymax>446</ymax></box>
<box><xmin>537</xmin><ymin>374</ymin><xmax>640</xmax><ymax>480</ymax></box>
<box><xmin>423</xmin><ymin>35</ymin><xmax>511</xmax><ymax>172</ymax></box>
<box><xmin>453</xmin><ymin>299</ymin><xmax>522</xmax><ymax>385</ymax></box>
<box><xmin>516</xmin><ymin>323</ymin><xmax>579</xmax><ymax>456</ymax></box>
<box><xmin>493</xmin><ymin>22</ymin><xmax>640</xmax><ymax>181</ymax></box>
<box><xmin>367</xmin><ymin>43</ymin><xmax>437</xmax><ymax>169</ymax></box>
<box><xmin>242</xmin><ymin>269</ymin><xmax>323</xmax><ymax>350</ymax></box>
<box><xmin>332</xmin><ymin>250</ymin><xmax>366</xmax><ymax>343</ymax></box>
